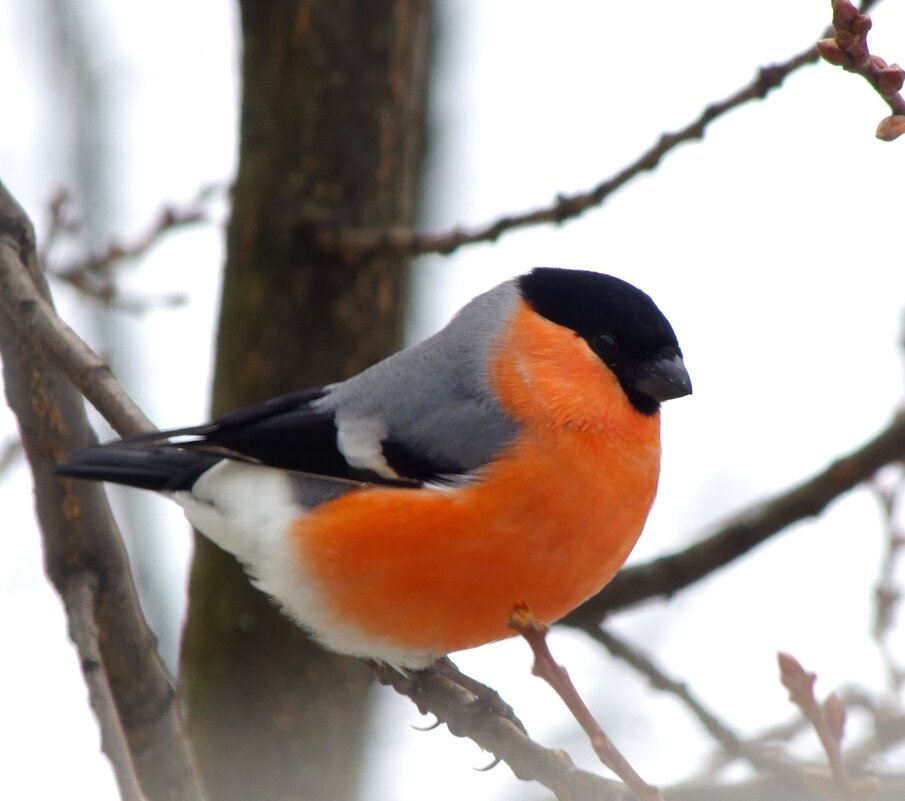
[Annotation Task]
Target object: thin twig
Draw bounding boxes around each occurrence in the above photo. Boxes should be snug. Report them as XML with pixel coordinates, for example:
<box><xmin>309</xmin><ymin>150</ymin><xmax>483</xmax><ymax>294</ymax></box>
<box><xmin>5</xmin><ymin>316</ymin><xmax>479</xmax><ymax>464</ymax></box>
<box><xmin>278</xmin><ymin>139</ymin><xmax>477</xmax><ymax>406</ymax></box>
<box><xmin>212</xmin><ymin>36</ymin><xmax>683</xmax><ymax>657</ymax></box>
<box><xmin>371</xmin><ymin>662</ymin><xmax>636</xmax><ymax>801</ymax></box>
<box><xmin>869</xmin><ymin>316</ymin><xmax>905</xmax><ymax>702</ymax></box>
<box><xmin>57</xmin><ymin>201</ymin><xmax>210</xmax><ymax>276</ymax></box>
<box><xmin>65</xmin><ymin>573</ymin><xmax>143</xmax><ymax>801</ymax></box>
<box><xmin>777</xmin><ymin>652</ymin><xmax>849</xmax><ymax>787</ymax></box>
<box><xmin>42</xmin><ymin>184</ymin><xmax>222</xmax><ymax>311</ymax></box>
<box><xmin>38</xmin><ymin>187</ymin><xmax>80</xmax><ymax>266</ymax></box>
<box><xmin>777</xmin><ymin>652</ymin><xmax>877</xmax><ymax>801</ymax></box>
<box><xmin>0</xmin><ymin>179</ymin><xmax>202</xmax><ymax>801</ymax></box>
<box><xmin>0</xmin><ymin>435</ymin><xmax>22</xmax><ymax>476</ymax></box>
<box><xmin>871</xmin><ymin>474</ymin><xmax>905</xmax><ymax>702</ymax></box>
<box><xmin>588</xmin><ymin>627</ymin><xmax>794</xmax><ymax>777</ymax></box>
<box><xmin>844</xmin><ymin>703</ymin><xmax>905</xmax><ymax>773</ymax></box>
<box><xmin>319</xmin><ymin>1</ymin><xmax>883</xmax><ymax>261</ymax></box>
<box><xmin>667</xmin><ymin>773</ymin><xmax>903</xmax><ymax>801</ymax></box>
<box><xmin>322</xmin><ymin>52</ymin><xmax>815</xmax><ymax>259</ymax></box>
<box><xmin>509</xmin><ymin>604</ymin><xmax>662</xmax><ymax>801</ymax></box>
<box><xmin>816</xmin><ymin>0</ymin><xmax>905</xmax><ymax>140</ymax></box>
<box><xmin>565</xmin><ymin>408</ymin><xmax>905</xmax><ymax>626</ymax></box>
<box><xmin>700</xmin><ymin>686</ymin><xmax>877</xmax><ymax>780</ymax></box>
<box><xmin>0</xmin><ymin>225</ymin><xmax>153</xmax><ymax>437</ymax></box>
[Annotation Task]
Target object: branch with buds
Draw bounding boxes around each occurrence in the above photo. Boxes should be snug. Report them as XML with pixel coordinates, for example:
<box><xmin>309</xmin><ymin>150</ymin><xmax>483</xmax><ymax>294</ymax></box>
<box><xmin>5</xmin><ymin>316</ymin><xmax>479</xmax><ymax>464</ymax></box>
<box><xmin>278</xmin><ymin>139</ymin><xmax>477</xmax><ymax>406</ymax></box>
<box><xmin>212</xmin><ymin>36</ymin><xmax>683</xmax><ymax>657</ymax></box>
<box><xmin>41</xmin><ymin>185</ymin><xmax>220</xmax><ymax>311</ymax></box>
<box><xmin>778</xmin><ymin>652</ymin><xmax>879</xmax><ymax>800</ymax></box>
<box><xmin>817</xmin><ymin>0</ymin><xmax>905</xmax><ymax>140</ymax></box>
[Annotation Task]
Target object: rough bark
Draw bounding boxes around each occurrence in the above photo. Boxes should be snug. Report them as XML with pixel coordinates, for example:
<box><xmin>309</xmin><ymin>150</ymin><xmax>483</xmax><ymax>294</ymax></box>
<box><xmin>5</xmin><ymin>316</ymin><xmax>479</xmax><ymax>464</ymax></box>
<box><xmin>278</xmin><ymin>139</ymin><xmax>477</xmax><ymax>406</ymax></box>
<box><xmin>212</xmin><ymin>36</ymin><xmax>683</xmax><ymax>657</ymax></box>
<box><xmin>178</xmin><ymin>3</ymin><xmax>432</xmax><ymax>800</ymax></box>
<box><xmin>0</xmin><ymin>182</ymin><xmax>203</xmax><ymax>801</ymax></box>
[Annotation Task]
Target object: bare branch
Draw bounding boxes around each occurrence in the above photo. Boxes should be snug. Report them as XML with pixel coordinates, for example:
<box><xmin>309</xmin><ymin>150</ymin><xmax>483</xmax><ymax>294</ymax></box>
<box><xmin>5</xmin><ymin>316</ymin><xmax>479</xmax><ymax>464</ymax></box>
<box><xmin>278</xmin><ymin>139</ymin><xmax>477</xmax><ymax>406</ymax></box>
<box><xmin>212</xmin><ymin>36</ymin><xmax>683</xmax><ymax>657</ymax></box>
<box><xmin>371</xmin><ymin>663</ymin><xmax>636</xmax><ymax>801</ymax></box>
<box><xmin>0</xmin><ymin>257</ymin><xmax>153</xmax><ymax>436</ymax></box>
<box><xmin>378</xmin><ymin>659</ymin><xmax>905</xmax><ymax>801</ymax></box>
<box><xmin>53</xmin><ymin>268</ymin><xmax>190</xmax><ymax>312</ymax></box>
<box><xmin>844</xmin><ymin>702</ymin><xmax>905</xmax><ymax>772</ymax></box>
<box><xmin>318</xmin><ymin>4</ymin><xmax>886</xmax><ymax>261</ymax></box>
<box><xmin>0</xmin><ymin>179</ymin><xmax>202</xmax><ymax>801</ymax></box>
<box><xmin>777</xmin><ymin>652</ymin><xmax>882</xmax><ymax>800</ymax></box>
<box><xmin>509</xmin><ymin>604</ymin><xmax>662</xmax><ymax>801</ymax></box>
<box><xmin>38</xmin><ymin>187</ymin><xmax>80</xmax><ymax>266</ymax></box>
<box><xmin>588</xmin><ymin>627</ymin><xmax>794</xmax><ymax>778</ymax></box>
<box><xmin>0</xmin><ymin>435</ymin><xmax>22</xmax><ymax>476</ymax></box>
<box><xmin>565</xmin><ymin>409</ymin><xmax>905</xmax><ymax>625</ymax></box>
<box><xmin>0</xmin><ymin>199</ymin><xmax>153</xmax><ymax>437</ymax></box>
<box><xmin>816</xmin><ymin>0</ymin><xmax>905</xmax><ymax>140</ymax></box>
<box><xmin>41</xmin><ymin>184</ymin><xmax>222</xmax><ymax>311</ymax></box>
<box><xmin>870</xmin><ymin>473</ymin><xmax>905</xmax><ymax>699</ymax></box>
<box><xmin>702</xmin><ymin>690</ymin><xmax>850</xmax><ymax>781</ymax></box>
<box><xmin>667</xmin><ymin>774</ymin><xmax>905</xmax><ymax>801</ymax></box>
<box><xmin>58</xmin><ymin>194</ymin><xmax>212</xmax><ymax>275</ymax></box>
<box><xmin>321</xmin><ymin>48</ymin><xmax>816</xmax><ymax>260</ymax></box>
<box><xmin>65</xmin><ymin>573</ymin><xmax>143</xmax><ymax>801</ymax></box>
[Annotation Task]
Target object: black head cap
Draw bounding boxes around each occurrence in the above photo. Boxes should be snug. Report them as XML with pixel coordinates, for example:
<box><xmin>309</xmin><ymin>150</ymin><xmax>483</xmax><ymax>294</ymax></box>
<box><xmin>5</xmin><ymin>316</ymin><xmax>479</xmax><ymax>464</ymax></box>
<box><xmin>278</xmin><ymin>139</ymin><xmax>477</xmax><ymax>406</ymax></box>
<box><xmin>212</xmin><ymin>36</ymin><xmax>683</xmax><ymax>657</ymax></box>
<box><xmin>517</xmin><ymin>267</ymin><xmax>691</xmax><ymax>415</ymax></box>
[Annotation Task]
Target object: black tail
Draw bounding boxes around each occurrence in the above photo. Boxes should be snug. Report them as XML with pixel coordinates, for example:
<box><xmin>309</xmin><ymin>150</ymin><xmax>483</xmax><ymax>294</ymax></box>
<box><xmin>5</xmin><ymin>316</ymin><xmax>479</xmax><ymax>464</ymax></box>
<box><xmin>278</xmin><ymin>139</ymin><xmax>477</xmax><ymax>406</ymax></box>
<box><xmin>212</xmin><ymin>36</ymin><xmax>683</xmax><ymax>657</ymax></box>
<box><xmin>56</xmin><ymin>443</ymin><xmax>220</xmax><ymax>492</ymax></box>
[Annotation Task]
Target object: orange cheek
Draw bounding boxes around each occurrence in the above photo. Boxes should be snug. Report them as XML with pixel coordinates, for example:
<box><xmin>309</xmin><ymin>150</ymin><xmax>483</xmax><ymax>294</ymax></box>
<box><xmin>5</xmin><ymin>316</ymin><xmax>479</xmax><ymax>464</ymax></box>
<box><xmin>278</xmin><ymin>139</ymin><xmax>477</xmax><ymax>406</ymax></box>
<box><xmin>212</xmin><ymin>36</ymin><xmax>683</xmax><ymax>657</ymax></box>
<box><xmin>490</xmin><ymin>301</ymin><xmax>634</xmax><ymax>431</ymax></box>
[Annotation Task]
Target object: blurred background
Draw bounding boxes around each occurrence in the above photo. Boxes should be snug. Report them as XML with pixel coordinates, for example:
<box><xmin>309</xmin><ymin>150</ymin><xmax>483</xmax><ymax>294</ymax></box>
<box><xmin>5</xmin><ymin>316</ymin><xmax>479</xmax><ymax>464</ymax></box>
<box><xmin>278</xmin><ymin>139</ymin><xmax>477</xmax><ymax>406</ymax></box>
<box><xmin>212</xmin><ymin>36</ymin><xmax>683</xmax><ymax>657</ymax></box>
<box><xmin>2</xmin><ymin>1</ymin><xmax>905</xmax><ymax>799</ymax></box>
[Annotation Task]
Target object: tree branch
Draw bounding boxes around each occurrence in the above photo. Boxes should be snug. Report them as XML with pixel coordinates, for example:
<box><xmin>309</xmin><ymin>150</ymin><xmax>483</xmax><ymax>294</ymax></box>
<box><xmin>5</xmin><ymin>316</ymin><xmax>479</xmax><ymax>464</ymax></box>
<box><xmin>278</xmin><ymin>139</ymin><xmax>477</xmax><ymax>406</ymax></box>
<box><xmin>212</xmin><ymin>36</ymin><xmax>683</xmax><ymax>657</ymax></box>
<box><xmin>588</xmin><ymin>627</ymin><xmax>792</xmax><ymax>777</ymax></box>
<box><xmin>845</xmin><ymin>704</ymin><xmax>905</xmax><ymax>773</ymax></box>
<box><xmin>0</xmin><ymin>198</ymin><xmax>153</xmax><ymax>437</ymax></box>
<box><xmin>816</xmin><ymin>0</ymin><xmax>905</xmax><ymax>140</ymax></box>
<box><xmin>566</xmin><ymin>409</ymin><xmax>905</xmax><ymax>625</ymax></box>
<box><xmin>0</xmin><ymin>179</ymin><xmax>202</xmax><ymax>801</ymax></box>
<box><xmin>321</xmin><ymin>46</ymin><xmax>815</xmax><ymax>260</ymax></box>
<box><xmin>372</xmin><ymin>664</ymin><xmax>636</xmax><ymax>801</ymax></box>
<box><xmin>319</xmin><ymin>4</ymin><xmax>888</xmax><ymax>261</ymax></box>
<box><xmin>42</xmin><ymin>185</ymin><xmax>220</xmax><ymax>311</ymax></box>
<box><xmin>777</xmin><ymin>652</ymin><xmax>859</xmax><ymax>798</ymax></box>
<box><xmin>0</xmin><ymin>434</ymin><xmax>21</xmax><ymax>476</ymax></box>
<box><xmin>667</xmin><ymin>774</ymin><xmax>905</xmax><ymax>801</ymax></box>
<box><xmin>64</xmin><ymin>573</ymin><xmax>143</xmax><ymax>801</ymax></box>
<box><xmin>870</xmin><ymin>474</ymin><xmax>905</xmax><ymax>698</ymax></box>
<box><xmin>374</xmin><ymin>658</ymin><xmax>905</xmax><ymax>801</ymax></box>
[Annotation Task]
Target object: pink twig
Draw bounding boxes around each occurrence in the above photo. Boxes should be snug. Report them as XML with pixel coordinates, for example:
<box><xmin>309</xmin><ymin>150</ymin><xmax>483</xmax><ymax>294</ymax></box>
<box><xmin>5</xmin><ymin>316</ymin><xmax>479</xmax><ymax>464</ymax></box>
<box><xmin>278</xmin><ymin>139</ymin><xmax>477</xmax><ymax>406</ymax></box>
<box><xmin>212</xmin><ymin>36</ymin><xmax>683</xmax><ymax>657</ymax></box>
<box><xmin>510</xmin><ymin>603</ymin><xmax>662</xmax><ymax>801</ymax></box>
<box><xmin>778</xmin><ymin>652</ymin><xmax>858</xmax><ymax>799</ymax></box>
<box><xmin>817</xmin><ymin>0</ymin><xmax>905</xmax><ymax>140</ymax></box>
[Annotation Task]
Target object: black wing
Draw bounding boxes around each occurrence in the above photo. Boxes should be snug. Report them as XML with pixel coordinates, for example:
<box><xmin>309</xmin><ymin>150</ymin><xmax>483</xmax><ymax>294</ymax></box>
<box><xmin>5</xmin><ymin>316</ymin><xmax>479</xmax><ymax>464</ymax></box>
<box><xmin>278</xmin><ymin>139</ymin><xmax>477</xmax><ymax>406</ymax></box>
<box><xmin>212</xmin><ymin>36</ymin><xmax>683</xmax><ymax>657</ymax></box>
<box><xmin>145</xmin><ymin>387</ymin><xmax>457</xmax><ymax>486</ymax></box>
<box><xmin>59</xmin><ymin>388</ymin><xmax>470</xmax><ymax>492</ymax></box>
<box><xmin>169</xmin><ymin>388</ymin><xmax>352</xmax><ymax>476</ymax></box>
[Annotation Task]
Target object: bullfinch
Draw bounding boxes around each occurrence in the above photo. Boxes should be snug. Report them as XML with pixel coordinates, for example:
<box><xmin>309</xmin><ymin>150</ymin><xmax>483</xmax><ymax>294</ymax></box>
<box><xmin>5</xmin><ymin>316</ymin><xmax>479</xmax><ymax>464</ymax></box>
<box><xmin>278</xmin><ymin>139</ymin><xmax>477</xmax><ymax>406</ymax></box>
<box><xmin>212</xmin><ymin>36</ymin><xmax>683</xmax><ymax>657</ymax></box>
<box><xmin>58</xmin><ymin>267</ymin><xmax>691</xmax><ymax>669</ymax></box>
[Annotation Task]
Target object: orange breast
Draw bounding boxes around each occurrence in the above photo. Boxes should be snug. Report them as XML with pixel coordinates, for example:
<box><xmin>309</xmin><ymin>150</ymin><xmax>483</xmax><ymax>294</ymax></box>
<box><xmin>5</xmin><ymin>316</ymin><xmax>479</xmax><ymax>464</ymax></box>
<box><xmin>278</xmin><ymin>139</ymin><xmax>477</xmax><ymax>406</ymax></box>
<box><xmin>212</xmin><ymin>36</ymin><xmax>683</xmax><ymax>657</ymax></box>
<box><xmin>293</xmin><ymin>301</ymin><xmax>661</xmax><ymax>655</ymax></box>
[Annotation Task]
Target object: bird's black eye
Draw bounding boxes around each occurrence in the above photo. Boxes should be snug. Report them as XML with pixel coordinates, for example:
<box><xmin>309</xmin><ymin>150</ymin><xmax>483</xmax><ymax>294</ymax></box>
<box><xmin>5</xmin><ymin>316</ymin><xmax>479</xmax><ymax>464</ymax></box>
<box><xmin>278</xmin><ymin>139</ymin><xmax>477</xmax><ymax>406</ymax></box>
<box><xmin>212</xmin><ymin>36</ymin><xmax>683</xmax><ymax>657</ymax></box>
<box><xmin>591</xmin><ymin>332</ymin><xmax>618</xmax><ymax>360</ymax></box>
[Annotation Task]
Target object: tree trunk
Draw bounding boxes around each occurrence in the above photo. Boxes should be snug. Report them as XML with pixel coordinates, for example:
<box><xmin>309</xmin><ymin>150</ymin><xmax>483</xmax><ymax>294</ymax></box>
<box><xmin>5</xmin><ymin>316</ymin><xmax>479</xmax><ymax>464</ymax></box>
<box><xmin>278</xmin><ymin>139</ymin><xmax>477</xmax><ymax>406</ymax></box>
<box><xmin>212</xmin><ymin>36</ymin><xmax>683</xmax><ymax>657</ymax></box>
<box><xmin>179</xmin><ymin>3</ymin><xmax>432</xmax><ymax>800</ymax></box>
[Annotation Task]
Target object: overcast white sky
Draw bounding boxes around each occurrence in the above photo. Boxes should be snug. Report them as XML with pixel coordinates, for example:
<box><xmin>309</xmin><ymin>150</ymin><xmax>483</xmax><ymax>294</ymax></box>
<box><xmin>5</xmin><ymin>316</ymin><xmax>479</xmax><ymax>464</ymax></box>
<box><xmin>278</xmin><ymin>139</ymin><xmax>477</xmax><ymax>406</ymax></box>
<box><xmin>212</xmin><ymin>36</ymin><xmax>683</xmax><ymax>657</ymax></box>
<box><xmin>2</xmin><ymin>1</ymin><xmax>905</xmax><ymax>799</ymax></box>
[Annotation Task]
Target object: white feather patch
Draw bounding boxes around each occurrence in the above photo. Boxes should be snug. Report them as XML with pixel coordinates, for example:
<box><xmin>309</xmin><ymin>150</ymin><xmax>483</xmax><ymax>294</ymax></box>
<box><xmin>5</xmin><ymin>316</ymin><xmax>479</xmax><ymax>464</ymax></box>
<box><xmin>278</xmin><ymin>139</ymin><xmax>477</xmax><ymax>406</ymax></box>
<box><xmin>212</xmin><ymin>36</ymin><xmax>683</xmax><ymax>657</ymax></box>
<box><xmin>173</xmin><ymin>460</ymin><xmax>435</xmax><ymax>668</ymax></box>
<box><xmin>334</xmin><ymin>411</ymin><xmax>399</xmax><ymax>479</ymax></box>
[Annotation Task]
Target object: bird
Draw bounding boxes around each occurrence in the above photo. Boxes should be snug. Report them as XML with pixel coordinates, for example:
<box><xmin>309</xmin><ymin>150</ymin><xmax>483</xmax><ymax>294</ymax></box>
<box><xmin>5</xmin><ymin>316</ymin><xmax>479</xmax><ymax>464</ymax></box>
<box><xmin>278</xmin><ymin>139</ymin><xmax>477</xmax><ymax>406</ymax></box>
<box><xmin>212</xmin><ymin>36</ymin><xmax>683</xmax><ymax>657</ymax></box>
<box><xmin>57</xmin><ymin>267</ymin><xmax>691</xmax><ymax>670</ymax></box>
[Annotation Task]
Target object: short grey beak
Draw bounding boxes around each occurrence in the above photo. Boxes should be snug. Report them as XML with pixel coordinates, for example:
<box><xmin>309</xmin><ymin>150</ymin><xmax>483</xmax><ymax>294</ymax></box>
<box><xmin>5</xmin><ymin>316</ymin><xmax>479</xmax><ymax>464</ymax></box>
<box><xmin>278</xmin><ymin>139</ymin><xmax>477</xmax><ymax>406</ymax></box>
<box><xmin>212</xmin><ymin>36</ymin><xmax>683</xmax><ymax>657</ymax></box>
<box><xmin>633</xmin><ymin>352</ymin><xmax>692</xmax><ymax>402</ymax></box>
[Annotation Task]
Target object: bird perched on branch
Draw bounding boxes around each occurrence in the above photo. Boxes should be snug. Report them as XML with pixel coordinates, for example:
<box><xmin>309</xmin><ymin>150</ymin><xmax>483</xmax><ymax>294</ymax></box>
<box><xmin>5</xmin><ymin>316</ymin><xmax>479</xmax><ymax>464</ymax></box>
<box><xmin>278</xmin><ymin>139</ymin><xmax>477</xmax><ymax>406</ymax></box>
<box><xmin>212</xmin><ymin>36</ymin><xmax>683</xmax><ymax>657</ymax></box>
<box><xmin>58</xmin><ymin>267</ymin><xmax>691</xmax><ymax>669</ymax></box>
